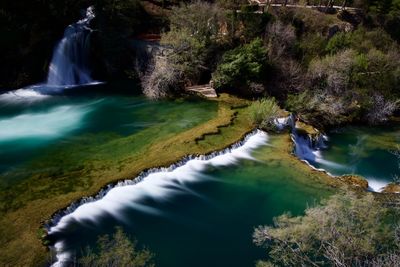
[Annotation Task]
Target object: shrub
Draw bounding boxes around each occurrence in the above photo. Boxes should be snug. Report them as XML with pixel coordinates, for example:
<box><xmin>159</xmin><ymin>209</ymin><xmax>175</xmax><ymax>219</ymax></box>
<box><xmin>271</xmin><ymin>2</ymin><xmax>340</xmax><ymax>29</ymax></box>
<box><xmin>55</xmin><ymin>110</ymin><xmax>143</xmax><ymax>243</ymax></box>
<box><xmin>212</xmin><ymin>38</ymin><xmax>268</xmax><ymax>92</ymax></box>
<box><xmin>142</xmin><ymin>57</ymin><xmax>182</xmax><ymax>99</ymax></box>
<box><xmin>249</xmin><ymin>98</ymin><xmax>280</xmax><ymax>129</ymax></box>
<box><xmin>167</xmin><ymin>1</ymin><xmax>225</xmax><ymax>45</ymax></box>
<box><xmin>161</xmin><ymin>28</ymin><xmax>208</xmax><ymax>84</ymax></box>
<box><xmin>308</xmin><ymin>49</ymin><xmax>356</xmax><ymax>94</ymax></box>
<box><xmin>159</xmin><ymin>1</ymin><xmax>225</xmax><ymax>86</ymax></box>
<box><xmin>297</xmin><ymin>33</ymin><xmax>328</xmax><ymax>65</ymax></box>
<box><xmin>79</xmin><ymin>227</ymin><xmax>154</xmax><ymax>267</ymax></box>
<box><xmin>325</xmin><ymin>32</ymin><xmax>351</xmax><ymax>54</ymax></box>
<box><xmin>235</xmin><ymin>12</ymin><xmax>271</xmax><ymax>43</ymax></box>
<box><xmin>265</xmin><ymin>20</ymin><xmax>296</xmax><ymax>62</ymax></box>
<box><xmin>254</xmin><ymin>191</ymin><xmax>400</xmax><ymax>267</ymax></box>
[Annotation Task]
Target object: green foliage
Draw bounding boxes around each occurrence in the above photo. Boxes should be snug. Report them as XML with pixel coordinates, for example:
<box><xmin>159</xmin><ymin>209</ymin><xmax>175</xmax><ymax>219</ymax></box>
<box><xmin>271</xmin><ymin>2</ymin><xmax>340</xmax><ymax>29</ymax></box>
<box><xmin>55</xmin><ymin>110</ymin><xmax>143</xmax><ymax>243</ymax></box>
<box><xmin>363</xmin><ymin>0</ymin><xmax>400</xmax><ymax>41</ymax></box>
<box><xmin>249</xmin><ymin>98</ymin><xmax>280</xmax><ymax>129</ymax></box>
<box><xmin>254</xmin><ymin>192</ymin><xmax>400</xmax><ymax>266</ymax></box>
<box><xmin>212</xmin><ymin>38</ymin><xmax>268</xmax><ymax>91</ymax></box>
<box><xmin>79</xmin><ymin>227</ymin><xmax>154</xmax><ymax>267</ymax></box>
<box><xmin>296</xmin><ymin>33</ymin><xmax>327</xmax><ymax>65</ymax></box>
<box><xmin>296</xmin><ymin>45</ymin><xmax>400</xmax><ymax>126</ymax></box>
<box><xmin>326</xmin><ymin>32</ymin><xmax>351</xmax><ymax>54</ymax></box>
<box><xmin>216</xmin><ymin>0</ymin><xmax>248</xmax><ymax>9</ymax></box>
<box><xmin>346</xmin><ymin>28</ymin><xmax>396</xmax><ymax>54</ymax></box>
<box><xmin>236</xmin><ymin>12</ymin><xmax>271</xmax><ymax>42</ymax></box>
<box><xmin>160</xmin><ymin>1</ymin><xmax>225</xmax><ymax>85</ymax></box>
<box><xmin>161</xmin><ymin>29</ymin><xmax>207</xmax><ymax>82</ymax></box>
<box><xmin>351</xmin><ymin>49</ymin><xmax>400</xmax><ymax>96</ymax></box>
<box><xmin>167</xmin><ymin>1</ymin><xmax>225</xmax><ymax>45</ymax></box>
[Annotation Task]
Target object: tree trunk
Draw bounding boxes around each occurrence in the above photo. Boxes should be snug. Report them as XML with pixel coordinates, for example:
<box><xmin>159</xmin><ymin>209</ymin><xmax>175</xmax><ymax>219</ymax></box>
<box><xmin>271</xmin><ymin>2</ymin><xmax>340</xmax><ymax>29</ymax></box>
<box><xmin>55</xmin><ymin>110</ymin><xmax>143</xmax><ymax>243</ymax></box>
<box><xmin>342</xmin><ymin>0</ymin><xmax>347</xmax><ymax>9</ymax></box>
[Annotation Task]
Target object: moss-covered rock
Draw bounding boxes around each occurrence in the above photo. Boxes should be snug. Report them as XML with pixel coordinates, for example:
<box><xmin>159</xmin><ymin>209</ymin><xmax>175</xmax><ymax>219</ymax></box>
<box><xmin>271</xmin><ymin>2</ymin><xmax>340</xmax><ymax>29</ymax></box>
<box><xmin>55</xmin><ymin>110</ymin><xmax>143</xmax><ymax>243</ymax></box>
<box><xmin>295</xmin><ymin>121</ymin><xmax>319</xmax><ymax>136</ymax></box>
<box><xmin>382</xmin><ymin>183</ymin><xmax>400</xmax><ymax>194</ymax></box>
<box><xmin>338</xmin><ymin>175</ymin><xmax>369</xmax><ymax>190</ymax></box>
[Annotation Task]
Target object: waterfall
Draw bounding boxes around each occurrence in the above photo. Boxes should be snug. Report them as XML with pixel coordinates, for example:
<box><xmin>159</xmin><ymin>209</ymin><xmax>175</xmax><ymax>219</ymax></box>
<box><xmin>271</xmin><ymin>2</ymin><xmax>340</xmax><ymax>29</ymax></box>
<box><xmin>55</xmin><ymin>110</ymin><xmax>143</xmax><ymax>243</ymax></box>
<box><xmin>0</xmin><ymin>6</ymin><xmax>98</xmax><ymax>103</ymax></box>
<box><xmin>46</xmin><ymin>6</ymin><xmax>95</xmax><ymax>87</ymax></box>
<box><xmin>45</xmin><ymin>130</ymin><xmax>268</xmax><ymax>267</ymax></box>
<box><xmin>273</xmin><ymin>114</ymin><xmax>342</xmax><ymax>171</ymax></box>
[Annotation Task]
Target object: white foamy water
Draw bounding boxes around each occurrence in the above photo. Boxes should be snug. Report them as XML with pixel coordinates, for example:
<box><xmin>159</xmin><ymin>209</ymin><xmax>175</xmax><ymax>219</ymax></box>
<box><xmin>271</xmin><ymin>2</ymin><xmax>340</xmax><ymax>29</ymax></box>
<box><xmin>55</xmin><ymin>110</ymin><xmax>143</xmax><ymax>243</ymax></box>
<box><xmin>46</xmin><ymin>6</ymin><xmax>95</xmax><ymax>86</ymax></box>
<box><xmin>367</xmin><ymin>178</ymin><xmax>389</xmax><ymax>193</ymax></box>
<box><xmin>47</xmin><ymin>130</ymin><xmax>268</xmax><ymax>267</ymax></box>
<box><xmin>0</xmin><ymin>88</ymin><xmax>50</xmax><ymax>103</ymax></box>
<box><xmin>0</xmin><ymin>105</ymin><xmax>90</xmax><ymax>142</ymax></box>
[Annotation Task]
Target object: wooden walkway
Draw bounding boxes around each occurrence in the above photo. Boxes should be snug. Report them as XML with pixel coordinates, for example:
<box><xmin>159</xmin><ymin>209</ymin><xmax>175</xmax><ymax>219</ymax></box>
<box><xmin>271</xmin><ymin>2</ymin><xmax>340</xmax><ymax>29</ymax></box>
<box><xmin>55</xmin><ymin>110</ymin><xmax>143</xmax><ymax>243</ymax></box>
<box><xmin>185</xmin><ymin>84</ymin><xmax>218</xmax><ymax>98</ymax></box>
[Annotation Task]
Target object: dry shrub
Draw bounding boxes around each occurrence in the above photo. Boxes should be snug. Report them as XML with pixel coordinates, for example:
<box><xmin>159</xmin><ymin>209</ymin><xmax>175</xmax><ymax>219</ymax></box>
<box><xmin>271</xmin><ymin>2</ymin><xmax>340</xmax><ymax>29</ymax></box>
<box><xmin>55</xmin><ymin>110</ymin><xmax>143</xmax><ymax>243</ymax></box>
<box><xmin>141</xmin><ymin>57</ymin><xmax>182</xmax><ymax>99</ymax></box>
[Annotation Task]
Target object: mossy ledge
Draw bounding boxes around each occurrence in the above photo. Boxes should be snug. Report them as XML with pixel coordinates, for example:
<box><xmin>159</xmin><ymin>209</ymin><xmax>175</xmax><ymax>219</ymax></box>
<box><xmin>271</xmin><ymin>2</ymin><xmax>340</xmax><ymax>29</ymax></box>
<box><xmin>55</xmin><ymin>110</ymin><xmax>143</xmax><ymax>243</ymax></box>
<box><xmin>43</xmin><ymin>128</ymin><xmax>263</xmax><ymax>246</ymax></box>
<box><xmin>0</xmin><ymin>94</ymin><xmax>257</xmax><ymax>267</ymax></box>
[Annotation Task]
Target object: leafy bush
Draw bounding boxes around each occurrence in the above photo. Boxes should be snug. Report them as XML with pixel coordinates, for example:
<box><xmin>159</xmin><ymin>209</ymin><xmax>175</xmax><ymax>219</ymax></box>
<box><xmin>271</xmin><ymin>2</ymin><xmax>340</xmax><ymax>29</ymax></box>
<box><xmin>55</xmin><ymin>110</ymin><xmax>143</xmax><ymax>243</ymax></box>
<box><xmin>249</xmin><ymin>98</ymin><xmax>280</xmax><ymax>129</ymax></box>
<box><xmin>158</xmin><ymin>1</ymin><xmax>225</xmax><ymax>87</ymax></box>
<box><xmin>79</xmin><ymin>227</ymin><xmax>154</xmax><ymax>267</ymax></box>
<box><xmin>297</xmin><ymin>33</ymin><xmax>328</xmax><ymax>65</ymax></box>
<box><xmin>325</xmin><ymin>32</ymin><xmax>351</xmax><ymax>54</ymax></box>
<box><xmin>161</xmin><ymin>28</ymin><xmax>208</xmax><ymax>84</ymax></box>
<box><xmin>254</xmin><ymin>191</ymin><xmax>400</xmax><ymax>267</ymax></box>
<box><xmin>235</xmin><ymin>12</ymin><xmax>271</xmax><ymax>43</ymax></box>
<box><xmin>297</xmin><ymin>47</ymin><xmax>400</xmax><ymax>126</ymax></box>
<box><xmin>212</xmin><ymin>38</ymin><xmax>268</xmax><ymax>93</ymax></box>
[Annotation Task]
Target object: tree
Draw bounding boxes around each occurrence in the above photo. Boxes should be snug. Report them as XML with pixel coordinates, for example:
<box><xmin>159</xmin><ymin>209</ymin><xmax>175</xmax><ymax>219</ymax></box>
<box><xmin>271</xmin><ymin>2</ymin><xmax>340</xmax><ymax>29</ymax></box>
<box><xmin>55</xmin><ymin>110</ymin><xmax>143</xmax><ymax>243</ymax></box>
<box><xmin>253</xmin><ymin>192</ymin><xmax>400</xmax><ymax>267</ymax></box>
<box><xmin>79</xmin><ymin>227</ymin><xmax>154</xmax><ymax>267</ymax></box>
<box><xmin>156</xmin><ymin>1</ymin><xmax>226</xmax><ymax>87</ymax></box>
<box><xmin>212</xmin><ymin>38</ymin><xmax>269</xmax><ymax>93</ymax></box>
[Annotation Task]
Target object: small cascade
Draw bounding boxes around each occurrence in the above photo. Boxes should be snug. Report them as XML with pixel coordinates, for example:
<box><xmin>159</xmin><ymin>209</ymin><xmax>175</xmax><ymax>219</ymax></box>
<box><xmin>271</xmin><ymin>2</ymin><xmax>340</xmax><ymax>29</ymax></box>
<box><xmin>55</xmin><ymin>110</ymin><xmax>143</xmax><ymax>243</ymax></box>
<box><xmin>46</xmin><ymin>6</ymin><xmax>95</xmax><ymax>87</ymax></box>
<box><xmin>292</xmin><ymin>133</ymin><xmax>326</xmax><ymax>162</ymax></box>
<box><xmin>273</xmin><ymin>114</ymin><xmax>340</xmax><ymax>172</ymax></box>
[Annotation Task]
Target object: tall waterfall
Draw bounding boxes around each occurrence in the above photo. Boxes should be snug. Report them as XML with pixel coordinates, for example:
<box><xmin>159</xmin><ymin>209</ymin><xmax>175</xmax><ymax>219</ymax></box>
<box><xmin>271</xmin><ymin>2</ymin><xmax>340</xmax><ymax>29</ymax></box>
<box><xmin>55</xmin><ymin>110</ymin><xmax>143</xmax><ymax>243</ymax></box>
<box><xmin>46</xmin><ymin>6</ymin><xmax>95</xmax><ymax>87</ymax></box>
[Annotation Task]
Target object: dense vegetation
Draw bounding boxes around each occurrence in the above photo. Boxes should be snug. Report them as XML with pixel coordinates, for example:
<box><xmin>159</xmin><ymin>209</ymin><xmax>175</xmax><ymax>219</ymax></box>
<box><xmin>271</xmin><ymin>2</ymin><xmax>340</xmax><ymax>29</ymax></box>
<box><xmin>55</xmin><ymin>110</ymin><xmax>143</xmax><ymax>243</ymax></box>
<box><xmin>3</xmin><ymin>0</ymin><xmax>399</xmax><ymax>127</ymax></box>
<box><xmin>1</xmin><ymin>1</ymin><xmax>400</xmax><ymax>266</ymax></box>
<box><xmin>138</xmin><ymin>0</ymin><xmax>400</xmax><ymax>127</ymax></box>
<box><xmin>253</xmin><ymin>192</ymin><xmax>400</xmax><ymax>267</ymax></box>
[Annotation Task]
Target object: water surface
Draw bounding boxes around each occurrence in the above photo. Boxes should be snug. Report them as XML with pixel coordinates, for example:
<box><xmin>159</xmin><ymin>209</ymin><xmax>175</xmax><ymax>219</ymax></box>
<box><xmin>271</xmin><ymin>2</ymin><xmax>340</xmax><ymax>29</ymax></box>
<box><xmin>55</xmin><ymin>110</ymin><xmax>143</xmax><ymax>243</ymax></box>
<box><xmin>48</xmin><ymin>133</ymin><xmax>332</xmax><ymax>267</ymax></box>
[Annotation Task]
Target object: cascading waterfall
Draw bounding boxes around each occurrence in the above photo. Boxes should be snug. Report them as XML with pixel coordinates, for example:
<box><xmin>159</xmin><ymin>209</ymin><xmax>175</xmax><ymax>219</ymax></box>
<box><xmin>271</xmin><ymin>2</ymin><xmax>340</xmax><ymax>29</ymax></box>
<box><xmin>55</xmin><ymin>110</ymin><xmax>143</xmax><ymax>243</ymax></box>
<box><xmin>45</xmin><ymin>130</ymin><xmax>268</xmax><ymax>267</ymax></box>
<box><xmin>277</xmin><ymin>114</ymin><xmax>393</xmax><ymax>192</ymax></box>
<box><xmin>46</xmin><ymin>6</ymin><xmax>95</xmax><ymax>87</ymax></box>
<box><xmin>274</xmin><ymin>114</ymin><xmax>343</xmax><ymax>172</ymax></box>
<box><xmin>0</xmin><ymin>6</ymin><xmax>97</xmax><ymax>102</ymax></box>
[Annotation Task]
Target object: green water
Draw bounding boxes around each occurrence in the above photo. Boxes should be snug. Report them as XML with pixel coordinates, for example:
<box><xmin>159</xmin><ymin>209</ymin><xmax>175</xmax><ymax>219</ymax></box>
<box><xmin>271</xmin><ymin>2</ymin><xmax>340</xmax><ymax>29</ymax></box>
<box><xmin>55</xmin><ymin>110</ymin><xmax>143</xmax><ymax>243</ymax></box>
<box><xmin>48</xmin><ymin>135</ymin><xmax>332</xmax><ymax>267</ymax></box>
<box><xmin>0</xmin><ymin>88</ymin><xmax>217</xmax><ymax>188</ymax></box>
<box><xmin>2</xmin><ymin>85</ymin><xmax>399</xmax><ymax>266</ymax></box>
<box><xmin>311</xmin><ymin>126</ymin><xmax>400</xmax><ymax>190</ymax></box>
